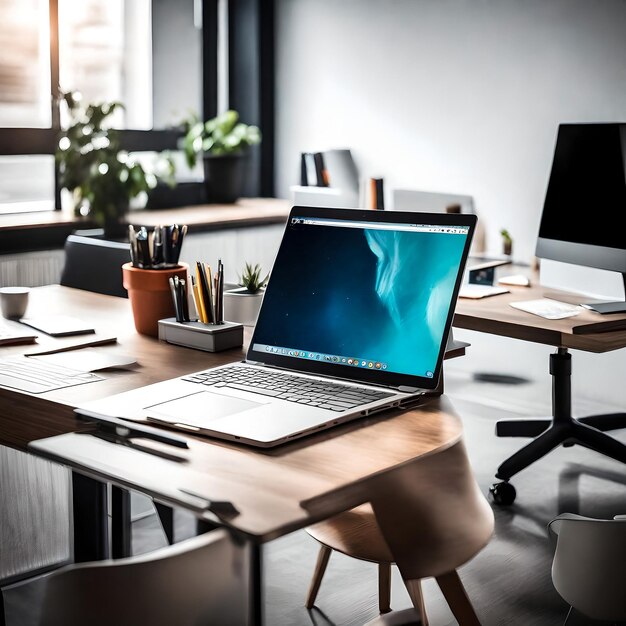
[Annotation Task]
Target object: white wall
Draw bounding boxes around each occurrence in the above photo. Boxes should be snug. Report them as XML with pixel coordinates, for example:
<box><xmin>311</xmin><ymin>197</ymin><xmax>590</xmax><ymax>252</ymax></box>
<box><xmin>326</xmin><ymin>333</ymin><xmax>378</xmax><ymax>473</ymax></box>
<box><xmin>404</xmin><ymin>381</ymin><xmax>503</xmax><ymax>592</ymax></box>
<box><xmin>275</xmin><ymin>0</ymin><xmax>626</xmax><ymax>261</ymax></box>
<box><xmin>275</xmin><ymin>0</ymin><xmax>626</xmax><ymax>409</ymax></box>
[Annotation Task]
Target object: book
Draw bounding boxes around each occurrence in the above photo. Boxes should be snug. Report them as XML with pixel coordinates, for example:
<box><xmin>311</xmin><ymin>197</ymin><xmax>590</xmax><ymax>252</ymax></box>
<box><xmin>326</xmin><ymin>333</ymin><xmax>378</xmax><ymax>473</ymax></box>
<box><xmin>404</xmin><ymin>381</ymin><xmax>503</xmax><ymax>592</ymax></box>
<box><xmin>313</xmin><ymin>152</ymin><xmax>329</xmax><ymax>187</ymax></box>
<box><xmin>368</xmin><ymin>177</ymin><xmax>385</xmax><ymax>210</ymax></box>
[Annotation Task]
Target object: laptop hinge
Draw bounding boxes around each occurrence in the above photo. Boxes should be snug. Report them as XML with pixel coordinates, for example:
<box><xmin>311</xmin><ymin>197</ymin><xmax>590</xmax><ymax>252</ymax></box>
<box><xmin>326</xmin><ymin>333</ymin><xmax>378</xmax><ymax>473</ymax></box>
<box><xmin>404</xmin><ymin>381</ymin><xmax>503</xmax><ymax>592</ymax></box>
<box><xmin>243</xmin><ymin>360</ymin><xmax>420</xmax><ymax>393</ymax></box>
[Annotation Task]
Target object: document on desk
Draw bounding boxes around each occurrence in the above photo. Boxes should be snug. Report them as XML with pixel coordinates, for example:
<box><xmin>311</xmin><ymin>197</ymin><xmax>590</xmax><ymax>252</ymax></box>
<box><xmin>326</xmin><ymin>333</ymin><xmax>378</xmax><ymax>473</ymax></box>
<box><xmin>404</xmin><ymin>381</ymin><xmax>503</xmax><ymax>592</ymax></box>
<box><xmin>20</xmin><ymin>315</ymin><xmax>95</xmax><ymax>337</ymax></box>
<box><xmin>24</xmin><ymin>333</ymin><xmax>117</xmax><ymax>356</ymax></box>
<box><xmin>30</xmin><ymin>349</ymin><xmax>137</xmax><ymax>372</ymax></box>
<box><xmin>510</xmin><ymin>299</ymin><xmax>582</xmax><ymax>320</ymax></box>
<box><xmin>0</xmin><ymin>357</ymin><xmax>102</xmax><ymax>394</ymax></box>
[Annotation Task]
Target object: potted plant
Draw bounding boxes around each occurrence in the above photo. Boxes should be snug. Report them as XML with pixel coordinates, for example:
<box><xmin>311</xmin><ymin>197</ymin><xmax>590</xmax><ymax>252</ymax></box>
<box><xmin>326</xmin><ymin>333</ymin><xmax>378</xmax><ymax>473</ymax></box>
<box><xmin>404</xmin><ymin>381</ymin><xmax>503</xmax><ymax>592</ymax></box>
<box><xmin>182</xmin><ymin>110</ymin><xmax>261</xmax><ymax>204</ymax></box>
<box><xmin>500</xmin><ymin>228</ymin><xmax>513</xmax><ymax>256</ymax></box>
<box><xmin>56</xmin><ymin>91</ymin><xmax>174</xmax><ymax>238</ymax></box>
<box><xmin>223</xmin><ymin>262</ymin><xmax>268</xmax><ymax>326</ymax></box>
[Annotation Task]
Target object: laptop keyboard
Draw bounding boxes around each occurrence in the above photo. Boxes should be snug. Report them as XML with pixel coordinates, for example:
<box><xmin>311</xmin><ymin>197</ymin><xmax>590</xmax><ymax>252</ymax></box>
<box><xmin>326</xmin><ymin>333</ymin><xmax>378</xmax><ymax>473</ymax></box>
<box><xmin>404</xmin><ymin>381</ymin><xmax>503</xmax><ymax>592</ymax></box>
<box><xmin>182</xmin><ymin>365</ymin><xmax>394</xmax><ymax>412</ymax></box>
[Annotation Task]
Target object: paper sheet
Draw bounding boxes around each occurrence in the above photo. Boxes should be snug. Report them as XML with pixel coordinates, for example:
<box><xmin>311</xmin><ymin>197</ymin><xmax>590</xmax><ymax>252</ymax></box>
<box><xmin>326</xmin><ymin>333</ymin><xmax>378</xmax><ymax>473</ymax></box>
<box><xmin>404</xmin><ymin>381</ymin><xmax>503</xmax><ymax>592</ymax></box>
<box><xmin>31</xmin><ymin>349</ymin><xmax>137</xmax><ymax>372</ymax></box>
<box><xmin>510</xmin><ymin>299</ymin><xmax>581</xmax><ymax>320</ymax></box>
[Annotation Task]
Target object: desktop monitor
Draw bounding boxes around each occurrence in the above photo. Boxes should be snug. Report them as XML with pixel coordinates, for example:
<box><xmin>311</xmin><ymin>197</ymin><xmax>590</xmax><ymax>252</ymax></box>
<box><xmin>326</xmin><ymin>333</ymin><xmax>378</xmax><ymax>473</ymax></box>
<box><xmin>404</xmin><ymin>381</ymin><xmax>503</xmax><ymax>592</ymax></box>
<box><xmin>536</xmin><ymin>123</ymin><xmax>626</xmax><ymax>311</ymax></box>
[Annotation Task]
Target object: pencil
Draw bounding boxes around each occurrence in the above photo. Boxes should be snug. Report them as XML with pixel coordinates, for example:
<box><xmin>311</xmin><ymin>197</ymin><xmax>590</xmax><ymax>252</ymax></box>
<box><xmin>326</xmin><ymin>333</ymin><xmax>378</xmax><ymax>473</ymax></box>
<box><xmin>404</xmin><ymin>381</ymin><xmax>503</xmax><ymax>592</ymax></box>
<box><xmin>191</xmin><ymin>277</ymin><xmax>205</xmax><ymax>323</ymax></box>
<box><xmin>195</xmin><ymin>263</ymin><xmax>208</xmax><ymax>323</ymax></box>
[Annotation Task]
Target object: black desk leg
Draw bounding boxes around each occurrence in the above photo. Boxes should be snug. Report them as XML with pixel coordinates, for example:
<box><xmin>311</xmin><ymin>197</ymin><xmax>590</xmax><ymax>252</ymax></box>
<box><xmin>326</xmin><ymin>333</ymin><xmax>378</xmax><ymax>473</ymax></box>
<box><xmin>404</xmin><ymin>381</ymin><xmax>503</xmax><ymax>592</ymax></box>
<box><xmin>111</xmin><ymin>486</ymin><xmax>132</xmax><ymax>558</ymax></box>
<box><xmin>250</xmin><ymin>542</ymin><xmax>263</xmax><ymax>626</ymax></box>
<box><xmin>72</xmin><ymin>473</ymin><xmax>108</xmax><ymax>562</ymax></box>
<box><xmin>155</xmin><ymin>503</ymin><xmax>175</xmax><ymax>545</ymax></box>
<box><xmin>1</xmin><ymin>584</ymin><xmax>6</xmax><ymax>626</ymax></box>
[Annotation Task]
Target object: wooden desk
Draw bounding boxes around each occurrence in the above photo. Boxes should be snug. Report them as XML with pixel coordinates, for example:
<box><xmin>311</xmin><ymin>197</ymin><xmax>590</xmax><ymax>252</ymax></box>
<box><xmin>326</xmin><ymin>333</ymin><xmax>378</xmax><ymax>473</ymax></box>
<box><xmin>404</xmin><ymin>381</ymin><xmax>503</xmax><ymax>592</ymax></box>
<box><xmin>452</xmin><ymin>277</ymin><xmax>626</xmax><ymax>504</ymax></box>
<box><xmin>0</xmin><ymin>198</ymin><xmax>290</xmax><ymax>254</ymax></box>
<box><xmin>454</xmin><ymin>280</ymin><xmax>626</xmax><ymax>353</ymax></box>
<box><xmin>0</xmin><ymin>286</ymin><xmax>481</xmax><ymax>624</ymax></box>
<box><xmin>0</xmin><ymin>285</ymin><xmax>465</xmax><ymax>539</ymax></box>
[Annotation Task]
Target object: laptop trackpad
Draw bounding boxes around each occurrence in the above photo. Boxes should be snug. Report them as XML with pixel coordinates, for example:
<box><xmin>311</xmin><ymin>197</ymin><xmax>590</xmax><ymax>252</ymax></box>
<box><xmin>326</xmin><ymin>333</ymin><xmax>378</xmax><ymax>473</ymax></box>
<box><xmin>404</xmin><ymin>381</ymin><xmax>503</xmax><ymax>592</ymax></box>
<box><xmin>145</xmin><ymin>391</ymin><xmax>265</xmax><ymax>428</ymax></box>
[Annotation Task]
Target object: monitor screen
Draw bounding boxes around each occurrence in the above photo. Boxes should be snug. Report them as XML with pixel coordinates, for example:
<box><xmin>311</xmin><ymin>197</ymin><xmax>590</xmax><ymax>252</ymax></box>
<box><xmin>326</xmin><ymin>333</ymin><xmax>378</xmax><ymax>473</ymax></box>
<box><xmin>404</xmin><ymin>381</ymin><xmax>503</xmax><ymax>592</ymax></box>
<box><xmin>250</xmin><ymin>211</ymin><xmax>471</xmax><ymax>382</ymax></box>
<box><xmin>538</xmin><ymin>124</ymin><xmax>626</xmax><ymax>250</ymax></box>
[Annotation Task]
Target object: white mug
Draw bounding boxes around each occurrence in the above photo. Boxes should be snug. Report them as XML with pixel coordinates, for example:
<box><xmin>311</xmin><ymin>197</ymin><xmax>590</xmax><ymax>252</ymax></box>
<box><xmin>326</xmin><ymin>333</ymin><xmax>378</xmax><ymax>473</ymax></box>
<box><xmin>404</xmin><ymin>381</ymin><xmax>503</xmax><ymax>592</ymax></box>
<box><xmin>0</xmin><ymin>287</ymin><xmax>30</xmax><ymax>319</ymax></box>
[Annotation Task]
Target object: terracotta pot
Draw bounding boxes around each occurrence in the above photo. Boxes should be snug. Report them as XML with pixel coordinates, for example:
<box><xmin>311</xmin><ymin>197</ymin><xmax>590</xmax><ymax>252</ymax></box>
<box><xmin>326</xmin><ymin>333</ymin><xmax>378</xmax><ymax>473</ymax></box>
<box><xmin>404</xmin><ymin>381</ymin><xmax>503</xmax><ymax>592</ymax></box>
<box><xmin>122</xmin><ymin>262</ymin><xmax>188</xmax><ymax>336</ymax></box>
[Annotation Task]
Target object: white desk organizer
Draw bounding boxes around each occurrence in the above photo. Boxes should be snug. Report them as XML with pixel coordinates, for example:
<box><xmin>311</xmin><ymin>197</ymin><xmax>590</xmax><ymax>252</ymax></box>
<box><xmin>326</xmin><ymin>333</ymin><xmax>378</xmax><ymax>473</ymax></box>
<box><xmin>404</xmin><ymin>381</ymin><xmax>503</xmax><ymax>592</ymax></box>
<box><xmin>158</xmin><ymin>318</ymin><xmax>244</xmax><ymax>352</ymax></box>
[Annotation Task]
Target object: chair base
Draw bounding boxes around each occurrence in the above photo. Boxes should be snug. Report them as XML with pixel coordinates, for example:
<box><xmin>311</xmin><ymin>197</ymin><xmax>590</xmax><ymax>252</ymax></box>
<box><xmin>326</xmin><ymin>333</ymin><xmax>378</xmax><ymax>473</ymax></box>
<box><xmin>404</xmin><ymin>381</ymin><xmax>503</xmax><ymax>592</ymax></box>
<box><xmin>492</xmin><ymin>349</ymin><xmax>626</xmax><ymax>502</ymax></box>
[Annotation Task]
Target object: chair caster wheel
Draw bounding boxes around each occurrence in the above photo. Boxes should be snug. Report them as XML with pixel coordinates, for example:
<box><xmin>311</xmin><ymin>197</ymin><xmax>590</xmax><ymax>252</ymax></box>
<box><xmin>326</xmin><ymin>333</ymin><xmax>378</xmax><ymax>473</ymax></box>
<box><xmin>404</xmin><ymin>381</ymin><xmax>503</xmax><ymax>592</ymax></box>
<box><xmin>489</xmin><ymin>481</ymin><xmax>516</xmax><ymax>505</ymax></box>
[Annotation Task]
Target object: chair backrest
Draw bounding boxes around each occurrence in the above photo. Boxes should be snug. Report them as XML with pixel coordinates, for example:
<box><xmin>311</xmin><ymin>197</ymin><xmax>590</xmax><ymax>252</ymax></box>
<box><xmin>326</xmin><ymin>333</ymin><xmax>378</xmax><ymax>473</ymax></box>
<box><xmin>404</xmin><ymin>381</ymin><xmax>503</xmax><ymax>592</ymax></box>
<box><xmin>549</xmin><ymin>515</ymin><xmax>626</xmax><ymax>621</ymax></box>
<box><xmin>60</xmin><ymin>235</ymin><xmax>130</xmax><ymax>298</ymax></box>
<box><xmin>39</xmin><ymin>529</ymin><xmax>249</xmax><ymax>626</ymax></box>
<box><xmin>369</xmin><ymin>437</ymin><xmax>494</xmax><ymax>580</ymax></box>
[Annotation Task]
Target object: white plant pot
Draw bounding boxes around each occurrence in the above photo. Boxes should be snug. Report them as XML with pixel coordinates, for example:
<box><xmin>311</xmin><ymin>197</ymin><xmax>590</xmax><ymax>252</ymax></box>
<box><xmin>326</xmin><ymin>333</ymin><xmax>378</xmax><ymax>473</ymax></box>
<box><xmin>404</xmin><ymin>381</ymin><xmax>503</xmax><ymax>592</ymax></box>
<box><xmin>223</xmin><ymin>287</ymin><xmax>265</xmax><ymax>327</ymax></box>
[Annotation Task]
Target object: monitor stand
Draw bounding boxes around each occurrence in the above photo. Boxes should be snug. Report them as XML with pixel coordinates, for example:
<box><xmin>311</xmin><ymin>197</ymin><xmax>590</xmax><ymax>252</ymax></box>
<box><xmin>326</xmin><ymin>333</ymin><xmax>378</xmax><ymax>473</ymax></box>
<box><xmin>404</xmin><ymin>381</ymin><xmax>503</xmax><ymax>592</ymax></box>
<box><xmin>580</xmin><ymin>271</ymin><xmax>626</xmax><ymax>313</ymax></box>
<box><xmin>540</xmin><ymin>259</ymin><xmax>626</xmax><ymax>313</ymax></box>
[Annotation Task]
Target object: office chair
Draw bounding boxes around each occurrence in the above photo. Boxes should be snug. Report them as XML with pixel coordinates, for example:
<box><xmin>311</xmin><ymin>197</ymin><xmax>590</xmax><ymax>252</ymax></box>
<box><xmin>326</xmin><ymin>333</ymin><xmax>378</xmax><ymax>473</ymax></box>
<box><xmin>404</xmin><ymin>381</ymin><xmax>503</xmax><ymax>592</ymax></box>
<box><xmin>60</xmin><ymin>234</ymin><xmax>130</xmax><ymax>298</ymax></box>
<box><xmin>549</xmin><ymin>513</ymin><xmax>626</xmax><ymax>624</ymax></box>
<box><xmin>305</xmin><ymin>440</ymin><xmax>493</xmax><ymax>624</ymax></box>
<box><xmin>39</xmin><ymin>529</ymin><xmax>249</xmax><ymax>626</ymax></box>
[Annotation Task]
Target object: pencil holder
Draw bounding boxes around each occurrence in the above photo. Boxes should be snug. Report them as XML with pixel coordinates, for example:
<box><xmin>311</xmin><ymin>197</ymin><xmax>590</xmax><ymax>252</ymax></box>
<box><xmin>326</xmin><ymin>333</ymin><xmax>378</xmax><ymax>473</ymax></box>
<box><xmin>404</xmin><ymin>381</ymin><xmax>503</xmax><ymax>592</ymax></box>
<box><xmin>158</xmin><ymin>318</ymin><xmax>244</xmax><ymax>352</ymax></box>
<box><xmin>123</xmin><ymin>262</ymin><xmax>189</xmax><ymax>337</ymax></box>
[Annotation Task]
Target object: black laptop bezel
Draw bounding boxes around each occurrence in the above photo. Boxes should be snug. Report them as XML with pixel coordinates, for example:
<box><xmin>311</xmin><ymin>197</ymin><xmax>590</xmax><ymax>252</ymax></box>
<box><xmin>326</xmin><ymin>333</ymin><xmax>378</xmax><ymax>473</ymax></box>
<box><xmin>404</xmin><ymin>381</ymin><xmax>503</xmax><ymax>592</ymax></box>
<box><xmin>246</xmin><ymin>206</ymin><xmax>476</xmax><ymax>391</ymax></box>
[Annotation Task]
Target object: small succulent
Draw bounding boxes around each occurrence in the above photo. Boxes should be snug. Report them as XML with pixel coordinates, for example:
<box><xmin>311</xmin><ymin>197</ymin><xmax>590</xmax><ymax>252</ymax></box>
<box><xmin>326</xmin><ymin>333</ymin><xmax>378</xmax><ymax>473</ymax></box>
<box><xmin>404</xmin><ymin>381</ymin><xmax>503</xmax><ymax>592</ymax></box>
<box><xmin>239</xmin><ymin>262</ymin><xmax>269</xmax><ymax>294</ymax></box>
<box><xmin>500</xmin><ymin>228</ymin><xmax>513</xmax><ymax>255</ymax></box>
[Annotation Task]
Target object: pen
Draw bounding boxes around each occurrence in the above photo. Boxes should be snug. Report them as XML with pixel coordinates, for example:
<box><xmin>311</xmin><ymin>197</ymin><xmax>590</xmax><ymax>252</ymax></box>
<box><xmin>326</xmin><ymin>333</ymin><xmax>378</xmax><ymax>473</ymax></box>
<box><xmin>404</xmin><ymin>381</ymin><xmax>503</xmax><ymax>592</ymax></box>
<box><xmin>93</xmin><ymin>431</ymin><xmax>187</xmax><ymax>463</ymax></box>
<box><xmin>75</xmin><ymin>409</ymin><xmax>190</xmax><ymax>449</ymax></box>
<box><xmin>169</xmin><ymin>276</ymin><xmax>178</xmax><ymax>321</ymax></box>
<box><xmin>180</xmin><ymin>278</ymin><xmax>190</xmax><ymax>322</ymax></box>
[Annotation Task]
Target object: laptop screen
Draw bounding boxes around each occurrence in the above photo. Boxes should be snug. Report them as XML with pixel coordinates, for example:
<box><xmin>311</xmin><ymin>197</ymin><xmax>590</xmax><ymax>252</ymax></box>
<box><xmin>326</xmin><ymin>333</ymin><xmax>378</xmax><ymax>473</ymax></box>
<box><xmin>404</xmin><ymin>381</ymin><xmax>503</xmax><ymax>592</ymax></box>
<box><xmin>249</xmin><ymin>207</ymin><xmax>474</xmax><ymax>390</ymax></box>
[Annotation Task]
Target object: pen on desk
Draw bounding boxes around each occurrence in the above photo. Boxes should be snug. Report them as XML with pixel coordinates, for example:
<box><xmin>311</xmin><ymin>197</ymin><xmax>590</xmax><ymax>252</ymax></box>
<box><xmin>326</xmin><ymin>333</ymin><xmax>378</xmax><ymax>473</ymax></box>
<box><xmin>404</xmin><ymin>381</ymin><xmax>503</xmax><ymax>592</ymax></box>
<box><xmin>176</xmin><ymin>276</ymin><xmax>189</xmax><ymax>322</ymax></box>
<box><xmin>206</xmin><ymin>264</ymin><xmax>215</xmax><ymax>324</ymax></box>
<box><xmin>216</xmin><ymin>259</ymin><xmax>224</xmax><ymax>324</ymax></box>
<box><xmin>200</xmin><ymin>263</ymin><xmax>214</xmax><ymax>324</ymax></box>
<box><xmin>169</xmin><ymin>277</ymin><xmax>181</xmax><ymax>322</ymax></box>
<box><xmin>137</xmin><ymin>227</ymin><xmax>150</xmax><ymax>268</ymax></box>
<box><xmin>180</xmin><ymin>277</ymin><xmax>190</xmax><ymax>322</ymax></box>
<box><xmin>213</xmin><ymin>269</ymin><xmax>219</xmax><ymax>323</ymax></box>
<box><xmin>75</xmin><ymin>409</ymin><xmax>190</xmax><ymax>448</ymax></box>
<box><xmin>128</xmin><ymin>226</ymin><xmax>137</xmax><ymax>266</ymax></box>
<box><xmin>152</xmin><ymin>225</ymin><xmax>164</xmax><ymax>267</ymax></box>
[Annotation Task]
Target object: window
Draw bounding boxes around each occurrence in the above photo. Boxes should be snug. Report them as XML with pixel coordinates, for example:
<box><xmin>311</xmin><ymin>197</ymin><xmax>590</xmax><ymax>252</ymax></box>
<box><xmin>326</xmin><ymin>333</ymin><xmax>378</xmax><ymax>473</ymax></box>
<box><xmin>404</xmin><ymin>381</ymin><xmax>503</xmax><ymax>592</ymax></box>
<box><xmin>0</xmin><ymin>0</ymin><xmax>273</xmax><ymax>219</ymax></box>
<box><xmin>58</xmin><ymin>0</ymin><xmax>153</xmax><ymax>129</ymax></box>
<box><xmin>0</xmin><ymin>0</ymin><xmax>213</xmax><ymax>215</ymax></box>
<box><xmin>0</xmin><ymin>0</ymin><xmax>51</xmax><ymax>128</ymax></box>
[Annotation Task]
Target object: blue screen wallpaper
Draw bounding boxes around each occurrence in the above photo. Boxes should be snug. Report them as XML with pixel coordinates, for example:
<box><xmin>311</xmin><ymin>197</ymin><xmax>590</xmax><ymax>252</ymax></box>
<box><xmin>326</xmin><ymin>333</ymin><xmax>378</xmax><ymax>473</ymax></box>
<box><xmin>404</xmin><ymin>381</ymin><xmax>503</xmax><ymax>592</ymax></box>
<box><xmin>253</xmin><ymin>220</ymin><xmax>468</xmax><ymax>378</ymax></box>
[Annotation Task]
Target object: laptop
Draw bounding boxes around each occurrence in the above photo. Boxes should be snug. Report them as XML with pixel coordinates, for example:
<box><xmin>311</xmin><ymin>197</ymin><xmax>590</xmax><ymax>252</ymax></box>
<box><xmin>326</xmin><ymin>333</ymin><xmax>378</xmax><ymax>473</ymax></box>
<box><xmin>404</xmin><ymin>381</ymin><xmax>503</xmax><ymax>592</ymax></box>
<box><xmin>79</xmin><ymin>207</ymin><xmax>476</xmax><ymax>448</ymax></box>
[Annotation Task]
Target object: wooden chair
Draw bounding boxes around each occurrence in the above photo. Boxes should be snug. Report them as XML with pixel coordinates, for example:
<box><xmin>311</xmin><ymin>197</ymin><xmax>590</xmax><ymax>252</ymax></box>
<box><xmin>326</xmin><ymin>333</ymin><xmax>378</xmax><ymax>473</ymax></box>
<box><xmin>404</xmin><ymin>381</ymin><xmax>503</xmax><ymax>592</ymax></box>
<box><xmin>306</xmin><ymin>440</ymin><xmax>494</xmax><ymax>625</ymax></box>
<box><xmin>39</xmin><ymin>529</ymin><xmax>248</xmax><ymax>626</ymax></box>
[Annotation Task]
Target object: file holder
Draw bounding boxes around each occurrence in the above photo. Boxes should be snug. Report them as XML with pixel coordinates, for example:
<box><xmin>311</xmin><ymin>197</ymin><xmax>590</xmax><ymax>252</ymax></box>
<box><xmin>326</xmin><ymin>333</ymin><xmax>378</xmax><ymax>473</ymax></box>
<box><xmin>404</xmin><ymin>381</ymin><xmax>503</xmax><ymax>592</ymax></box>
<box><xmin>158</xmin><ymin>318</ymin><xmax>243</xmax><ymax>352</ymax></box>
